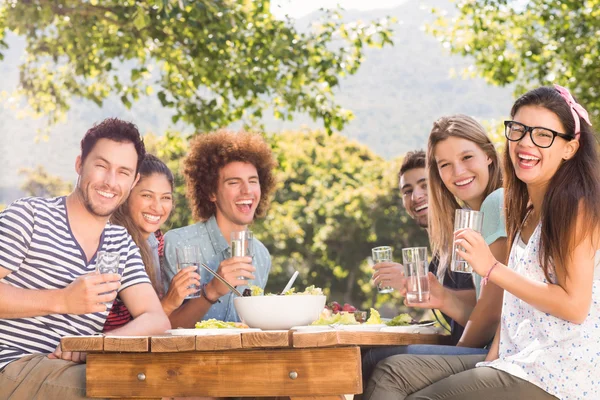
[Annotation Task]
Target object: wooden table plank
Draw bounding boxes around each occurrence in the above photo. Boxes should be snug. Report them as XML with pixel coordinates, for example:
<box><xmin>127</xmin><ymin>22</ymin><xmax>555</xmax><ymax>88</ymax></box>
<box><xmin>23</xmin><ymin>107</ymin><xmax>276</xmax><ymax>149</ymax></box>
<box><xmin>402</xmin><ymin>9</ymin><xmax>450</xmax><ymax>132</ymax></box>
<box><xmin>241</xmin><ymin>330</ymin><xmax>291</xmax><ymax>348</ymax></box>
<box><xmin>61</xmin><ymin>335</ymin><xmax>104</xmax><ymax>352</ymax></box>
<box><xmin>104</xmin><ymin>336</ymin><xmax>149</xmax><ymax>352</ymax></box>
<box><xmin>151</xmin><ymin>336</ymin><xmax>196</xmax><ymax>353</ymax></box>
<box><xmin>195</xmin><ymin>333</ymin><xmax>242</xmax><ymax>351</ymax></box>
<box><xmin>86</xmin><ymin>347</ymin><xmax>362</xmax><ymax>398</ymax></box>
<box><xmin>292</xmin><ymin>331</ymin><xmax>451</xmax><ymax>348</ymax></box>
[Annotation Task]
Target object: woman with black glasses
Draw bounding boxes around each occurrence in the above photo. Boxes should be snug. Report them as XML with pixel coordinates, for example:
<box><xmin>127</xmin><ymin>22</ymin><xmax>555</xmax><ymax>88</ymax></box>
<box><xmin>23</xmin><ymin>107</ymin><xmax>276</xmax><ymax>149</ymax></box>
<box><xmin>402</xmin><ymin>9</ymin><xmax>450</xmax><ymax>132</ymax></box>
<box><xmin>364</xmin><ymin>85</ymin><xmax>599</xmax><ymax>400</ymax></box>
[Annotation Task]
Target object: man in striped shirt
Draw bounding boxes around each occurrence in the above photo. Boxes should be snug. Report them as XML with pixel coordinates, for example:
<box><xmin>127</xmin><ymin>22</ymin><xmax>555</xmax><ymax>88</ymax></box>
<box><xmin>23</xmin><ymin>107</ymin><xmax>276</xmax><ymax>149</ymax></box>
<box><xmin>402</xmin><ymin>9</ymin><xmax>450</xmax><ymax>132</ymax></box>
<box><xmin>0</xmin><ymin>118</ymin><xmax>171</xmax><ymax>399</ymax></box>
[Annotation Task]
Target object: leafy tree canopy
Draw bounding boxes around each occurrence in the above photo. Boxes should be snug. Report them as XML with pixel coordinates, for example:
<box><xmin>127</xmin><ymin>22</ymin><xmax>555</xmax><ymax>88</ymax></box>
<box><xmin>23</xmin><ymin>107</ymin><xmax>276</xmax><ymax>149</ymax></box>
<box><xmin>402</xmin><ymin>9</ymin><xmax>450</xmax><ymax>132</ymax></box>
<box><xmin>428</xmin><ymin>0</ymin><xmax>600</xmax><ymax>122</ymax></box>
<box><xmin>19</xmin><ymin>166</ymin><xmax>73</xmax><ymax>197</ymax></box>
<box><xmin>0</xmin><ymin>0</ymin><xmax>394</xmax><ymax>133</ymax></box>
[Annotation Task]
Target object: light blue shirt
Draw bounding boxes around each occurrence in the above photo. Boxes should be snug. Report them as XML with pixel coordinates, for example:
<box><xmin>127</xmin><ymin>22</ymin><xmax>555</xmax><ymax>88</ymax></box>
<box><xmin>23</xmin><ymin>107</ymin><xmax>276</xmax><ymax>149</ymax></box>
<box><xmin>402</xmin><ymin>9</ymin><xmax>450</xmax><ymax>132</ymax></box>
<box><xmin>473</xmin><ymin>188</ymin><xmax>507</xmax><ymax>298</ymax></box>
<box><xmin>163</xmin><ymin>215</ymin><xmax>271</xmax><ymax>322</ymax></box>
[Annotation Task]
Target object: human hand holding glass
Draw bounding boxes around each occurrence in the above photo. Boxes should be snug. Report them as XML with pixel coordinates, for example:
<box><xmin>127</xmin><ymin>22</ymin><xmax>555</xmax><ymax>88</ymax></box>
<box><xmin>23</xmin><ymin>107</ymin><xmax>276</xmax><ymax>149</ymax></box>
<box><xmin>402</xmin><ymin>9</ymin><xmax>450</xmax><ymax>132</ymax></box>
<box><xmin>453</xmin><ymin>228</ymin><xmax>497</xmax><ymax>277</ymax></box>
<box><xmin>402</xmin><ymin>247</ymin><xmax>430</xmax><ymax>304</ymax></box>
<box><xmin>175</xmin><ymin>246</ymin><xmax>202</xmax><ymax>299</ymax></box>
<box><xmin>230</xmin><ymin>230</ymin><xmax>254</xmax><ymax>282</ymax></box>
<box><xmin>372</xmin><ymin>262</ymin><xmax>406</xmax><ymax>292</ymax></box>
<box><xmin>451</xmin><ymin>209</ymin><xmax>484</xmax><ymax>273</ymax></box>
<box><xmin>372</xmin><ymin>246</ymin><xmax>394</xmax><ymax>294</ymax></box>
<box><xmin>95</xmin><ymin>251</ymin><xmax>121</xmax><ymax>309</ymax></box>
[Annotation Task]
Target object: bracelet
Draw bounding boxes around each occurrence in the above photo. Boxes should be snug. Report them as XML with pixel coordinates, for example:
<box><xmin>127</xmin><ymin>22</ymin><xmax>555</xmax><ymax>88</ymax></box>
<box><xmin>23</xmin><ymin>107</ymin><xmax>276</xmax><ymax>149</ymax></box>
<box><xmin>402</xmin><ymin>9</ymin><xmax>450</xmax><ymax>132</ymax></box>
<box><xmin>200</xmin><ymin>283</ymin><xmax>221</xmax><ymax>304</ymax></box>
<box><xmin>481</xmin><ymin>261</ymin><xmax>499</xmax><ymax>286</ymax></box>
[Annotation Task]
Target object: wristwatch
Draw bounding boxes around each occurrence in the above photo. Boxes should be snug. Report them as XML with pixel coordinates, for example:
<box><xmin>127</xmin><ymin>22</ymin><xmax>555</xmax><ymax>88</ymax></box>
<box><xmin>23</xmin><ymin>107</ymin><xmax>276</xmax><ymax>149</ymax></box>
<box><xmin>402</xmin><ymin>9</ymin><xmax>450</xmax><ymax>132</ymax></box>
<box><xmin>200</xmin><ymin>283</ymin><xmax>221</xmax><ymax>304</ymax></box>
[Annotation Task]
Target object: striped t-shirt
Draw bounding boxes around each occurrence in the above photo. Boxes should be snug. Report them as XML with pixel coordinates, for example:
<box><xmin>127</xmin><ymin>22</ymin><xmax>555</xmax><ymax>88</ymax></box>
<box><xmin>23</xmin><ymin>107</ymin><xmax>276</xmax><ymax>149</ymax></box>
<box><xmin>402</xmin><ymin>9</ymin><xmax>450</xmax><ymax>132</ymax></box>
<box><xmin>0</xmin><ymin>196</ymin><xmax>151</xmax><ymax>370</ymax></box>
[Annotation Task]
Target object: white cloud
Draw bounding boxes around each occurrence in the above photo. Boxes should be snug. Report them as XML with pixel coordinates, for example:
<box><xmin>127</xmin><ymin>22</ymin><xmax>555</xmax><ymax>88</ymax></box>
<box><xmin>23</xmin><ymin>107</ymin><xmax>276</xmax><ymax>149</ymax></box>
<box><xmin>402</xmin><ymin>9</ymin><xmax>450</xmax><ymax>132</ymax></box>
<box><xmin>270</xmin><ymin>0</ymin><xmax>409</xmax><ymax>19</ymax></box>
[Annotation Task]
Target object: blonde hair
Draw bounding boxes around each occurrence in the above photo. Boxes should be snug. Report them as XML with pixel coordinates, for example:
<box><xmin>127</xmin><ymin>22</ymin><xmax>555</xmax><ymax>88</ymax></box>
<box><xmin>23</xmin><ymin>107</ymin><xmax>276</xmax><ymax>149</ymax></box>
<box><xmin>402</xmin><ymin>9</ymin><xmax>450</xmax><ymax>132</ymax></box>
<box><xmin>426</xmin><ymin>115</ymin><xmax>503</xmax><ymax>280</ymax></box>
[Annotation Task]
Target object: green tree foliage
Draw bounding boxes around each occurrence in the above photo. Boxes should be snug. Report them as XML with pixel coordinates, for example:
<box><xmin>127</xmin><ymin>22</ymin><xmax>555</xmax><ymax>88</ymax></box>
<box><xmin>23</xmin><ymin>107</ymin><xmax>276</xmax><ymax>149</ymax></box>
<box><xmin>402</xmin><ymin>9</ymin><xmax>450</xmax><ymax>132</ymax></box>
<box><xmin>19</xmin><ymin>166</ymin><xmax>73</xmax><ymax>197</ymax></box>
<box><xmin>0</xmin><ymin>0</ymin><xmax>394</xmax><ymax>132</ymax></box>
<box><xmin>144</xmin><ymin>130</ymin><xmax>428</xmax><ymax>309</ymax></box>
<box><xmin>428</xmin><ymin>0</ymin><xmax>600</xmax><ymax>122</ymax></box>
<box><xmin>255</xmin><ymin>130</ymin><xmax>428</xmax><ymax>308</ymax></box>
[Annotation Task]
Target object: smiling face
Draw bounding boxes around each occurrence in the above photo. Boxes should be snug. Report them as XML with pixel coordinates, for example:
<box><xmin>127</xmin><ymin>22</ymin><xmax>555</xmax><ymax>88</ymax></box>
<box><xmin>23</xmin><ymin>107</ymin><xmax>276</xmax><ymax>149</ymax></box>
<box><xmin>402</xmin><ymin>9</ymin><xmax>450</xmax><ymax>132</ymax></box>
<box><xmin>400</xmin><ymin>167</ymin><xmax>428</xmax><ymax>228</ymax></box>
<box><xmin>75</xmin><ymin>138</ymin><xmax>139</xmax><ymax>218</ymax></box>
<box><xmin>509</xmin><ymin>105</ymin><xmax>578</xmax><ymax>189</ymax></box>
<box><xmin>210</xmin><ymin>161</ymin><xmax>261</xmax><ymax>230</ymax></box>
<box><xmin>127</xmin><ymin>173</ymin><xmax>173</xmax><ymax>238</ymax></box>
<box><xmin>434</xmin><ymin>136</ymin><xmax>492</xmax><ymax>210</ymax></box>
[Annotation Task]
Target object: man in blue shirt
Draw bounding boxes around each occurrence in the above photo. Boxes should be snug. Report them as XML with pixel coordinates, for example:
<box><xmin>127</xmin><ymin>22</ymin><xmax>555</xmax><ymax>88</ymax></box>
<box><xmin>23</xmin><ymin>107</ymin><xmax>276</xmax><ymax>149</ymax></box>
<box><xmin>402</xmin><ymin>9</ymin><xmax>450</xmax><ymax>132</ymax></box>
<box><xmin>162</xmin><ymin>130</ymin><xmax>276</xmax><ymax>327</ymax></box>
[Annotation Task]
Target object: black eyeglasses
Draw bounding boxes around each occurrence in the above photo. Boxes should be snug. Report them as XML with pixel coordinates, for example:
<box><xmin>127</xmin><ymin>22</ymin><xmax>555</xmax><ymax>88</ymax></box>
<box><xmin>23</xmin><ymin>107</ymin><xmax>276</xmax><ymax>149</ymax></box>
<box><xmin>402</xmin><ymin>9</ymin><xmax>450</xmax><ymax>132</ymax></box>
<box><xmin>504</xmin><ymin>121</ymin><xmax>574</xmax><ymax>148</ymax></box>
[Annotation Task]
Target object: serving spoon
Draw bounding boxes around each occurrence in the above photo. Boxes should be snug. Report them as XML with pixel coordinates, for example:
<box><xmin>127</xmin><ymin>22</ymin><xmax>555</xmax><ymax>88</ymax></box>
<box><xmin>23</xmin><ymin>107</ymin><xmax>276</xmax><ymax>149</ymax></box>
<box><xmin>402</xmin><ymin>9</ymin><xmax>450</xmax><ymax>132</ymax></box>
<box><xmin>199</xmin><ymin>262</ymin><xmax>243</xmax><ymax>297</ymax></box>
<box><xmin>281</xmin><ymin>270</ymin><xmax>299</xmax><ymax>294</ymax></box>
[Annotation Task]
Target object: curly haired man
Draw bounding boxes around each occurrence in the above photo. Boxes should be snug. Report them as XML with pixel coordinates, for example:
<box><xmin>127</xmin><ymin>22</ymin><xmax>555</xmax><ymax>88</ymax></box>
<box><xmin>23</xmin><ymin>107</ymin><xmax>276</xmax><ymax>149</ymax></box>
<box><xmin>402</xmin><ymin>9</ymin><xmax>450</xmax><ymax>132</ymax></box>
<box><xmin>162</xmin><ymin>130</ymin><xmax>277</xmax><ymax>327</ymax></box>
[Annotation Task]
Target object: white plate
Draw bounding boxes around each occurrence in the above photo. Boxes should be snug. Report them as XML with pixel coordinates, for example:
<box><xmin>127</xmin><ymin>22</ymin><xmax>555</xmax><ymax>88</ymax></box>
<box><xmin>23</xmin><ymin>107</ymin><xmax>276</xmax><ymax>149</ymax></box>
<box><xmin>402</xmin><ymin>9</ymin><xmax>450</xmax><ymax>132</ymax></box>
<box><xmin>336</xmin><ymin>324</ymin><xmax>387</xmax><ymax>332</ymax></box>
<box><xmin>166</xmin><ymin>328</ymin><xmax>261</xmax><ymax>336</ymax></box>
<box><xmin>290</xmin><ymin>325</ymin><xmax>335</xmax><ymax>332</ymax></box>
<box><xmin>380</xmin><ymin>325</ymin><xmax>442</xmax><ymax>334</ymax></box>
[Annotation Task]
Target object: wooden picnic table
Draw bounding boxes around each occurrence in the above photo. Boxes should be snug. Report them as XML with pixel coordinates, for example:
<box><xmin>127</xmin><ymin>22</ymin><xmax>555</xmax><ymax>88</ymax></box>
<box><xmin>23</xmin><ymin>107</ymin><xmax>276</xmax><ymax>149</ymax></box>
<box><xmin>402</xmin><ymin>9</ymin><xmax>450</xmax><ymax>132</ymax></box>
<box><xmin>61</xmin><ymin>329</ymin><xmax>451</xmax><ymax>399</ymax></box>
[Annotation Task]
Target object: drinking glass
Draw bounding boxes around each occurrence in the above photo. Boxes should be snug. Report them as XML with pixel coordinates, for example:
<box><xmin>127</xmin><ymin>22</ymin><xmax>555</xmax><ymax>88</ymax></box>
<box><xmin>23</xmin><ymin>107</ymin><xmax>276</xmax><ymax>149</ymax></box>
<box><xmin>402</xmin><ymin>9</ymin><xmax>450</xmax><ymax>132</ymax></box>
<box><xmin>402</xmin><ymin>247</ymin><xmax>430</xmax><ymax>303</ymax></box>
<box><xmin>176</xmin><ymin>245</ymin><xmax>202</xmax><ymax>299</ymax></box>
<box><xmin>451</xmin><ymin>209</ymin><xmax>485</xmax><ymax>273</ymax></box>
<box><xmin>95</xmin><ymin>251</ymin><xmax>121</xmax><ymax>309</ymax></box>
<box><xmin>372</xmin><ymin>246</ymin><xmax>394</xmax><ymax>294</ymax></box>
<box><xmin>231</xmin><ymin>230</ymin><xmax>253</xmax><ymax>281</ymax></box>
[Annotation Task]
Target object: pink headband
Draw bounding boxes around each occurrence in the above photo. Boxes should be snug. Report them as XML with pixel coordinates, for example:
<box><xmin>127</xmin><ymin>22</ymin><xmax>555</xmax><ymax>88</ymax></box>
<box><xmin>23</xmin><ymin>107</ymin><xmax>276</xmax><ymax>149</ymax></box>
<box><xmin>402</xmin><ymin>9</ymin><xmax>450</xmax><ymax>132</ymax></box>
<box><xmin>554</xmin><ymin>84</ymin><xmax>592</xmax><ymax>137</ymax></box>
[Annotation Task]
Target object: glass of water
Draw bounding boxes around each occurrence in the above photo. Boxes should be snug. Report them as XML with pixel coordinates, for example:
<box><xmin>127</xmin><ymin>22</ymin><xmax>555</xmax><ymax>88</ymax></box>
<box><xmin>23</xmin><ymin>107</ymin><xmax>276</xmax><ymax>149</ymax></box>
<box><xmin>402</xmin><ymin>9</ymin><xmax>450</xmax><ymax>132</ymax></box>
<box><xmin>231</xmin><ymin>230</ymin><xmax>253</xmax><ymax>281</ymax></box>
<box><xmin>372</xmin><ymin>246</ymin><xmax>394</xmax><ymax>294</ymax></box>
<box><xmin>176</xmin><ymin>245</ymin><xmax>202</xmax><ymax>299</ymax></box>
<box><xmin>402</xmin><ymin>247</ymin><xmax>430</xmax><ymax>304</ymax></box>
<box><xmin>95</xmin><ymin>251</ymin><xmax>121</xmax><ymax>309</ymax></box>
<box><xmin>451</xmin><ymin>209</ymin><xmax>485</xmax><ymax>273</ymax></box>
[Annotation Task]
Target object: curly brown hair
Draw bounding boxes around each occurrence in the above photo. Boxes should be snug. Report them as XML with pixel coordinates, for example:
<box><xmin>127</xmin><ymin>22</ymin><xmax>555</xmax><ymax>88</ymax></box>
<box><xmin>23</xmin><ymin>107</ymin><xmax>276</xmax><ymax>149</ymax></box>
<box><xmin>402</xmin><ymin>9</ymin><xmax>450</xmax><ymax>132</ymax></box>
<box><xmin>184</xmin><ymin>130</ymin><xmax>277</xmax><ymax>221</ymax></box>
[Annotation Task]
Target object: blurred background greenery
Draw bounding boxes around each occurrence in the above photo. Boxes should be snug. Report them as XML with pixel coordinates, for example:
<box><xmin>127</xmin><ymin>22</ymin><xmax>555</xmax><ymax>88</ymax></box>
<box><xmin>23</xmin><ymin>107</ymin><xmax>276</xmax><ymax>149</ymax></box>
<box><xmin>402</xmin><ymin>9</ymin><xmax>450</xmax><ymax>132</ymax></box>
<box><xmin>1</xmin><ymin>0</ymin><xmax>598</xmax><ymax>315</ymax></box>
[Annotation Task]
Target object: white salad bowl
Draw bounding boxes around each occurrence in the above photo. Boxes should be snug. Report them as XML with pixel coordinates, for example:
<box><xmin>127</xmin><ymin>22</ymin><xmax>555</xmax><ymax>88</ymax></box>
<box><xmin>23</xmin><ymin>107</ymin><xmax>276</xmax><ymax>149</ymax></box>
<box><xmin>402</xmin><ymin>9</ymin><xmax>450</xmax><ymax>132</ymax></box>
<box><xmin>233</xmin><ymin>294</ymin><xmax>326</xmax><ymax>330</ymax></box>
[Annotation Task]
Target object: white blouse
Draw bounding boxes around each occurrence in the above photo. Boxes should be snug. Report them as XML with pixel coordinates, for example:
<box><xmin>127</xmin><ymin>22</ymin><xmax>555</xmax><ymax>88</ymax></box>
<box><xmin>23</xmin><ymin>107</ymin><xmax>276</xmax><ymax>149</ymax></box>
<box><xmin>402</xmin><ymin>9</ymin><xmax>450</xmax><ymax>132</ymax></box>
<box><xmin>478</xmin><ymin>223</ymin><xmax>600</xmax><ymax>399</ymax></box>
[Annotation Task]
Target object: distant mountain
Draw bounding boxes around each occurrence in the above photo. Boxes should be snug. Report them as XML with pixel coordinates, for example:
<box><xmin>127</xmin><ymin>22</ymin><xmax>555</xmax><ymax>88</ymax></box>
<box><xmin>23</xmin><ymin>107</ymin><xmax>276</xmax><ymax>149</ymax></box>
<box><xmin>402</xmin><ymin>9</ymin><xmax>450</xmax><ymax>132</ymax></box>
<box><xmin>0</xmin><ymin>0</ymin><xmax>513</xmax><ymax>205</ymax></box>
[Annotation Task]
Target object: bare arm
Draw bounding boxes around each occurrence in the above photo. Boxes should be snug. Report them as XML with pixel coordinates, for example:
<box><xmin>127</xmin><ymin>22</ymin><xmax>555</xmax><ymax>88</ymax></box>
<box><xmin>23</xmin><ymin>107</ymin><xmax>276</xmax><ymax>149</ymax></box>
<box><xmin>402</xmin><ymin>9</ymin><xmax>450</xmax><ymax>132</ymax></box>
<box><xmin>457</xmin><ymin>238</ymin><xmax>506</xmax><ymax>348</ymax></box>
<box><xmin>374</xmin><ymin>263</ymin><xmax>476</xmax><ymax>325</ymax></box>
<box><xmin>457</xmin><ymin>282</ymin><xmax>503</xmax><ymax>348</ymax></box>
<box><xmin>109</xmin><ymin>283</ymin><xmax>171</xmax><ymax>335</ymax></box>
<box><xmin>457</xmin><ymin>216</ymin><xmax>595</xmax><ymax>324</ymax></box>
<box><xmin>452</xmin><ymin>289</ymin><xmax>477</xmax><ymax>307</ymax></box>
<box><xmin>167</xmin><ymin>296</ymin><xmax>214</xmax><ymax>329</ymax></box>
<box><xmin>435</xmin><ymin>287</ymin><xmax>476</xmax><ymax>326</ymax></box>
<box><xmin>166</xmin><ymin>256</ymin><xmax>256</xmax><ymax>328</ymax></box>
<box><xmin>0</xmin><ymin>266</ymin><xmax>121</xmax><ymax>318</ymax></box>
<box><xmin>51</xmin><ymin>281</ymin><xmax>171</xmax><ymax>363</ymax></box>
<box><xmin>484</xmin><ymin>324</ymin><xmax>501</xmax><ymax>362</ymax></box>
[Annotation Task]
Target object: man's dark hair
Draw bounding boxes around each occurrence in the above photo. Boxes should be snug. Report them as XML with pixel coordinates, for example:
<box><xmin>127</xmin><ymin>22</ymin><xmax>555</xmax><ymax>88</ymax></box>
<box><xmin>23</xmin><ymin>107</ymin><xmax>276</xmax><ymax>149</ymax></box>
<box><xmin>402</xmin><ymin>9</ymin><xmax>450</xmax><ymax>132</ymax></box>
<box><xmin>398</xmin><ymin>149</ymin><xmax>426</xmax><ymax>180</ymax></box>
<box><xmin>80</xmin><ymin>118</ymin><xmax>146</xmax><ymax>173</ymax></box>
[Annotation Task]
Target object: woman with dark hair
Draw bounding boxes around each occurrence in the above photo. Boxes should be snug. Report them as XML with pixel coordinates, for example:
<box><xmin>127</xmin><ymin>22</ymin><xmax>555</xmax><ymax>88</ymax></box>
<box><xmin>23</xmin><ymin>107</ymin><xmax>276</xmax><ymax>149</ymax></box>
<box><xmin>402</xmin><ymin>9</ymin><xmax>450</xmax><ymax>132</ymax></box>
<box><xmin>364</xmin><ymin>85</ymin><xmax>600</xmax><ymax>399</ymax></box>
<box><xmin>104</xmin><ymin>154</ymin><xmax>197</xmax><ymax>332</ymax></box>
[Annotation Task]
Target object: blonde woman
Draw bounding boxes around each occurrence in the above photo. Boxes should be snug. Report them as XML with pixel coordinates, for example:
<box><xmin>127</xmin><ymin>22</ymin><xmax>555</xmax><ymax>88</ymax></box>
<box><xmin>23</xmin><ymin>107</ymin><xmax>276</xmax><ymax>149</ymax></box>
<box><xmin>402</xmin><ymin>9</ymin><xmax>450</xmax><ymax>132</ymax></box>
<box><xmin>423</xmin><ymin>114</ymin><xmax>507</xmax><ymax>349</ymax></box>
<box><xmin>363</xmin><ymin>117</ymin><xmax>507</xmax><ymax>387</ymax></box>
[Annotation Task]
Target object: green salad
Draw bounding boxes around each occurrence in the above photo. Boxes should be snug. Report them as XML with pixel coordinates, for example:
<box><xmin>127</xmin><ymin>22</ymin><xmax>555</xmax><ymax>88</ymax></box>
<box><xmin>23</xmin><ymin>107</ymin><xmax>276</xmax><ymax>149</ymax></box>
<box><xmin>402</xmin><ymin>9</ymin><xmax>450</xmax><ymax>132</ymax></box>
<box><xmin>311</xmin><ymin>312</ymin><xmax>360</xmax><ymax>326</ymax></box>
<box><xmin>386</xmin><ymin>313</ymin><xmax>413</xmax><ymax>326</ymax></box>
<box><xmin>247</xmin><ymin>284</ymin><xmax>323</xmax><ymax>296</ymax></box>
<box><xmin>195</xmin><ymin>319</ymin><xmax>248</xmax><ymax>329</ymax></box>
